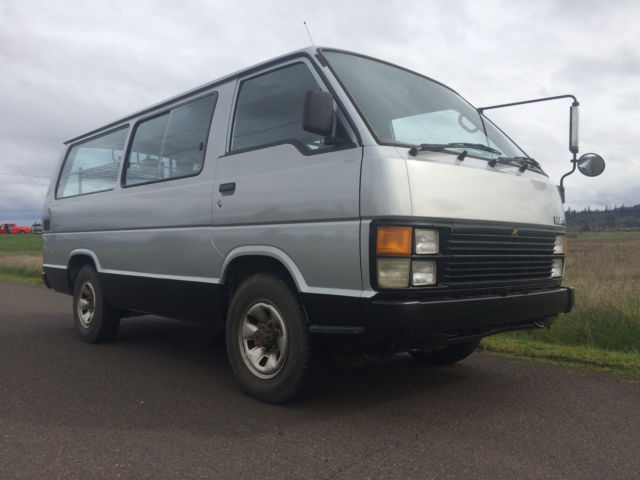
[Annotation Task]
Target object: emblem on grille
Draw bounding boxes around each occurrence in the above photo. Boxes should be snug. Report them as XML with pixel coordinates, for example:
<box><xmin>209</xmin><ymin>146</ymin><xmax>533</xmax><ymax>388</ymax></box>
<box><xmin>512</xmin><ymin>229</ymin><xmax>519</xmax><ymax>236</ymax></box>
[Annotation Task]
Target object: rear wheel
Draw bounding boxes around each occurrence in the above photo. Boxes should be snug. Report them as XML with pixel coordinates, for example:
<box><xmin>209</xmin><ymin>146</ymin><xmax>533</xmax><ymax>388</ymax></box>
<box><xmin>409</xmin><ymin>339</ymin><xmax>480</xmax><ymax>365</ymax></box>
<box><xmin>226</xmin><ymin>273</ymin><xmax>313</xmax><ymax>404</ymax></box>
<box><xmin>72</xmin><ymin>265</ymin><xmax>120</xmax><ymax>343</ymax></box>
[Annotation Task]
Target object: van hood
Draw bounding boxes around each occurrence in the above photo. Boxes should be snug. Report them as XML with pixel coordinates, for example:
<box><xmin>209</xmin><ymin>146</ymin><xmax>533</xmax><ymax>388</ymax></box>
<box><xmin>360</xmin><ymin>147</ymin><xmax>566</xmax><ymax>228</ymax></box>
<box><xmin>405</xmin><ymin>151</ymin><xmax>565</xmax><ymax>227</ymax></box>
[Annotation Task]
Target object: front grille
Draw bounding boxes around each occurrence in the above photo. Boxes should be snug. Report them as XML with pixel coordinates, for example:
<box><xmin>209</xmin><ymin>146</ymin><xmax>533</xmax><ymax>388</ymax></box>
<box><xmin>443</xmin><ymin>229</ymin><xmax>556</xmax><ymax>286</ymax></box>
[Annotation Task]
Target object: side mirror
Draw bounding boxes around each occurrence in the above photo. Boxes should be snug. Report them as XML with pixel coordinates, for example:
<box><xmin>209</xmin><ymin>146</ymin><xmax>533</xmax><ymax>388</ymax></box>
<box><xmin>569</xmin><ymin>104</ymin><xmax>579</xmax><ymax>154</ymax></box>
<box><xmin>577</xmin><ymin>153</ymin><xmax>605</xmax><ymax>177</ymax></box>
<box><xmin>303</xmin><ymin>89</ymin><xmax>334</xmax><ymax>136</ymax></box>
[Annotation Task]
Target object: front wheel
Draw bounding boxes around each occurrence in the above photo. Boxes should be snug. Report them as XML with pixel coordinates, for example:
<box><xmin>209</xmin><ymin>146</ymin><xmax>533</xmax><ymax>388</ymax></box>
<box><xmin>72</xmin><ymin>265</ymin><xmax>120</xmax><ymax>343</ymax></box>
<box><xmin>409</xmin><ymin>339</ymin><xmax>480</xmax><ymax>365</ymax></box>
<box><xmin>226</xmin><ymin>273</ymin><xmax>313</xmax><ymax>404</ymax></box>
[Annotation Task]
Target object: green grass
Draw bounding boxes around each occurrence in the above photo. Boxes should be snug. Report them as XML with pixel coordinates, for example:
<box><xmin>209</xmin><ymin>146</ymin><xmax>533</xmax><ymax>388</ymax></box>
<box><xmin>480</xmin><ymin>336</ymin><xmax>640</xmax><ymax>377</ymax></box>
<box><xmin>0</xmin><ymin>235</ymin><xmax>43</xmax><ymax>283</ymax></box>
<box><xmin>0</xmin><ymin>234</ymin><xmax>42</xmax><ymax>254</ymax></box>
<box><xmin>0</xmin><ymin>270</ymin><xmax>43</xmax><ymax>285</ymax></box>
<box><xmin>495</xmin><ymin>232</ymin><xmax>640</xmax><ymax>354</ymax></box>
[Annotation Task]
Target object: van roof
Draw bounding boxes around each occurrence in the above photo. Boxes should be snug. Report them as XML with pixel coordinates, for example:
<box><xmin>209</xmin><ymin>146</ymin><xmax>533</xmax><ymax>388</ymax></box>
<box><xmin>65</xmin><ymin>46</ymin><xmax>321</xmax><ymax>145</ymax></box>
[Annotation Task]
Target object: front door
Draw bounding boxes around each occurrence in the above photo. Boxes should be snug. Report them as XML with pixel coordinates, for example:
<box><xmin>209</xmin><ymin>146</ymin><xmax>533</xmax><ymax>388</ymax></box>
<box><xmin>213</xmin><ymin>58</ymin><xmax>363</xmax><ymax>296</ymax></box>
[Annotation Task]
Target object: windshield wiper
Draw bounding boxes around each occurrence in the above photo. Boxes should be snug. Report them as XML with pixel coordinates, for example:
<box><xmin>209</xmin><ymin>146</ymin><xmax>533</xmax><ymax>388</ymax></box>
<box><xmin>407</xmin><ymin>143</ymin><xmax>545</xmax><ymax>174</ymax></box>
<box><xmin>409</xmin><ymin>142</ymin><xmax>502</xmax><ymax>157</ymax></box>
<box><xmin>488</xmin><ymin>156</ymin><xmax>544</xmax><ymax>173</ymax></box>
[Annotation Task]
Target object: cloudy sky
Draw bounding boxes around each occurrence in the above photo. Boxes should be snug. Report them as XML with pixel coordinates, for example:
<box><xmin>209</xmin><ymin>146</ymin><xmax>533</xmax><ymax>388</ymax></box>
<box><xmin>1</xmin><ymin>0</ymin><xmax>638</xmax><ymax>224</ymax></box>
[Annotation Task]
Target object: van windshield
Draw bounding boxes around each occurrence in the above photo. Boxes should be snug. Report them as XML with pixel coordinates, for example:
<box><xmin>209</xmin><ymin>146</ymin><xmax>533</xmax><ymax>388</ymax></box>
<box><xmin>322</xmin><ymin>51</ymin><xmax>526</xmax><ymax>160</ymax></box>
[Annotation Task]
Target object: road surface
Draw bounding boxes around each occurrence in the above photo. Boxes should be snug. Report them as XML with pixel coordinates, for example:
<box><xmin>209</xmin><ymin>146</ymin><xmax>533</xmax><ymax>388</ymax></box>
<box><xmin>1</xmin><ymin>280</ymin><xmax>639</xmax><ymax>479</ymax></box>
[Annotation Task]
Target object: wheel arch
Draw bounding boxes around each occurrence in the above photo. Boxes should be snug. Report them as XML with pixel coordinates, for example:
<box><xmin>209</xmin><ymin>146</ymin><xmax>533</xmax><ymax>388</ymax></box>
<box><xmin>220</xmin><ymin>246</ymin><xmax>308</xmax><ymax>292</ymax></box>
<box><xmin>219</xmin><ymin>247</ymin><xmax>310</xmax><ymax>323</ymax></box>
<box><xmin>66</xmin><ymin>249</ymin><xmax>102</xmax><ymax>291</ymax></box>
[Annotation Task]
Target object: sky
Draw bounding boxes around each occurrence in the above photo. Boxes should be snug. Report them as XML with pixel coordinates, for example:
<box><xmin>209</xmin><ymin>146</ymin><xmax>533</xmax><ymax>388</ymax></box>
<box><xmin>1</xmin><ymin>0</ymin><xmax>639</xmax><ymax>224</ymax></box>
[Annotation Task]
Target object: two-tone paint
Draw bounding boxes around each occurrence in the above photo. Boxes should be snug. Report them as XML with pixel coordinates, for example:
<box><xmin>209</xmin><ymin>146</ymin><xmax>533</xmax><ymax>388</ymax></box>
<box><xmin>42</xmin><ymin>47</ymin><xmax>573</xmax><ymax>352</ymax></box>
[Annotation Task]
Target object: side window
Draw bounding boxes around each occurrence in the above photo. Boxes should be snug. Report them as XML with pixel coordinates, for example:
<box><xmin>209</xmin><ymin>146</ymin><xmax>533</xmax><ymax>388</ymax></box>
<box><xmin>231</xmin><ymin>63</ymin><xmax>332</xmax><ymax>152</ymax></box>
<box><xmin>56</xmin><ymin>127</ymin><xmax>128</xmax><ymax>199</ymax></box>
<box><xmin>124</xmin><ymin>93</ymin><xmax>216</xmax><ymax>186</ymax></box>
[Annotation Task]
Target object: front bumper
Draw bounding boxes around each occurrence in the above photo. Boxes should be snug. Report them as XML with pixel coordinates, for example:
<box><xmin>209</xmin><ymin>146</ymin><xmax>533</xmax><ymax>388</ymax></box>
<box><xmin>370</xmin><ymin>287</ymin><xmax>574</xmax><ymax>350</ymax></box>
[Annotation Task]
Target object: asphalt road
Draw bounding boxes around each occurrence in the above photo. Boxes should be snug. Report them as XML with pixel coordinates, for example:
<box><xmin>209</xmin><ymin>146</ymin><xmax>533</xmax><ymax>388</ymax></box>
<box><xmin>1</xmin><ymin>280</ymin><xmax>639</xmax><ymax>479</ymax></box>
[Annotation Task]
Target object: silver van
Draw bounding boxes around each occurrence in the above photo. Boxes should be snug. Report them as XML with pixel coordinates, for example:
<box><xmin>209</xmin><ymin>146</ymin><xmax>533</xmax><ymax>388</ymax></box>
<box><xmin>42</xmin><ymin>48</ymin><xmax>604</xmax><ymax>403</ymax></box>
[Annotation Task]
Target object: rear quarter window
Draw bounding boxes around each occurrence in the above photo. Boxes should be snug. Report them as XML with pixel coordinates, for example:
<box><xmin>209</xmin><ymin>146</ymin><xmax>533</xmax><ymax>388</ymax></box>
<box><xmin>56</xmin><ymin>127</ymin><xmax>128</xmax><ymax>199</ymax></box>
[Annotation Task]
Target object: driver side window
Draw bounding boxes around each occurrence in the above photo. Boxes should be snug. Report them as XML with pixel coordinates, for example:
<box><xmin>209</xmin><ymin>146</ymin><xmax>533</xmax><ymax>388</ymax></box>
<box><xmin>231</xmin><ymin>63</ymin><xmax>343</xmax><ymax>153</ymax></box>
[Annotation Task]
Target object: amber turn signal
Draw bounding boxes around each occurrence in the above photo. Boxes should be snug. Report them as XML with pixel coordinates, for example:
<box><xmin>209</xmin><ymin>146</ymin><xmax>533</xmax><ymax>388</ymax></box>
<box><xmin>376</xmin><ymin>226</ymin><xmax>412</xmax><ymax>256</ymax></box>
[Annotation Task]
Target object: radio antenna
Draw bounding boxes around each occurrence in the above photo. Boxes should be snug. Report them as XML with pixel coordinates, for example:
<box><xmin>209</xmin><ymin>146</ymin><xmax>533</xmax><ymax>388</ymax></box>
<box><xmin>303</xmin><ymin>21</ymin><xmax>315</xmax><ymax>46</ymax></box>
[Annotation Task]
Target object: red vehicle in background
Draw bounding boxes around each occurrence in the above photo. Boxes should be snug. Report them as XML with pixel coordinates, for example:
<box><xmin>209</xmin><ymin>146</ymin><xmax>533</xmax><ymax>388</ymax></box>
<box><xmin>0</xmin><ymin>223</ymin><xmax>31</xmax><ymax>234</ymax></box>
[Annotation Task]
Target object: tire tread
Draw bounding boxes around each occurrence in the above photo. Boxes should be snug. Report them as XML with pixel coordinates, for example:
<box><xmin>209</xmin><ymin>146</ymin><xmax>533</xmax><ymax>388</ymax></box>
<box><xmin>73</xmin><ymin>265</ymin><xmax>120</xmax><ymax>343</ymax></box>
<box><xmin>226</xmin><ymin>272</ymin><xmax>313</xmax><ymax>404</ymax></box>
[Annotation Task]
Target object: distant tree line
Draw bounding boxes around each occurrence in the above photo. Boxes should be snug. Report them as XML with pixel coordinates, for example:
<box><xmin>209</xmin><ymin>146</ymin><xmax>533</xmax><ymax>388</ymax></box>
<box><xmin>565</xmin><ymin>204</ymin><xmax>640</xmax><ymax>232</ymax></box>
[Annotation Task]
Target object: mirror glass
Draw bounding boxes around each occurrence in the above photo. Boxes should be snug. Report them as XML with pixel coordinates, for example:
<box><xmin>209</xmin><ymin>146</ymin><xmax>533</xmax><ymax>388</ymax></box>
<box><xmin>570</xmin><ymin>105</ymin><xmax>579</xmax><ymax>153</ymax></box>
<box><xmin>577</xmin><ymin>153</ymin><xmax>605</xmax><ymax>177</ymax></box>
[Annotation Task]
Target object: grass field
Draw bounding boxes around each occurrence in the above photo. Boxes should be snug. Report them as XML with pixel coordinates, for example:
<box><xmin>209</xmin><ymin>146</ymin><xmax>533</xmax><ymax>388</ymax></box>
<box><xmin>485</xmin><ymin>231</ymin><xmax>640</xmax><ymax>354</ymax></box>
<box><xmin>1</xmin><ymin>232</ymin><xmax>639</xmax><ymax>372</ymax></box>
<box><xmin>479</xmin><ymin>337</ymin><xmax>640</xmax><ymax>377</ymax></box>
<box><xmin>0</xmin><ymin>235</ymin><xmax>43</xmax><ymax>284</ymax></box>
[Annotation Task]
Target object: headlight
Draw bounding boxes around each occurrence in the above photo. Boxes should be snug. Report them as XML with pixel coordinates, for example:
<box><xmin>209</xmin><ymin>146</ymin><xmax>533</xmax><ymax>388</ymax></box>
<box><xmin>551</xmin><ymin>258</ymin><xmax>564</xmax><ymax>278</ymax></box>
<box><xmin>375</xmin><ymin>225</ymin><xmax>440</xmax><ymax>289</ymax></box>
<box><xmin>415</xmin><ymin>229</ymin><xmax>439</xmax><ymax>254</ymax></box>
<box><xmin>553</xmin><ymin>234</ymin><xmax>565</xmax><ymax>254</ymax></box>
<box><xmin>412</xmin><ymin>260</ymin><xmax>436</xmax><ymax>286</ymax></box>
<box><xmin>377</xmin><ymin>258</ymin><xmax>410</xmax><ymax>288</ymax></box>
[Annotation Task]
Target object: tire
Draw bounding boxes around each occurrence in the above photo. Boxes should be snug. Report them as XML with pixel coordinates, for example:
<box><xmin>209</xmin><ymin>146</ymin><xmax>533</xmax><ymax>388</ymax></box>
<box><xmin>226</xmin><ymin>273</ymin><xmax>313</xmax><ymax>404</ymax></box>
<box><xmin>408</xmin><ymin>339</ymin><xmax>480</xmax><ymax>365</ymax></box>
<box><xmin>18</xmin><ymin>231</ymin><xmax>25</xmax><ymax>234</ymax></box>
<box><xmin>72</xmin><ymin>265</ymin><xmax>120</xmax><ymax>343</ymax></box>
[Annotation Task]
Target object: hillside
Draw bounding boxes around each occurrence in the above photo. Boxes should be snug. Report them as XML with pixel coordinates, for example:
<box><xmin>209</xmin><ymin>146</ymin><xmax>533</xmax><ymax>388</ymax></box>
<box><xmin>566</xmin><ymin>204</ymin><xmax>640</xmax><ymax>232</ymax></box>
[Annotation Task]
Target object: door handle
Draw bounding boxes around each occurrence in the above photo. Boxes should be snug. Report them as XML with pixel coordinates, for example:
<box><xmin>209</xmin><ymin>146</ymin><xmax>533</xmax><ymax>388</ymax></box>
<box><xmin>219</xmin><ymin>182</ymin><xmax>236</xmax><ymax>194</ymax></box>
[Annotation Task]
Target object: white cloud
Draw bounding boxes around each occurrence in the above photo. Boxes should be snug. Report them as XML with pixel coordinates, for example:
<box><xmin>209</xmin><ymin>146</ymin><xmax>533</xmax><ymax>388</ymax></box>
<box><xmin>1</xmin><ymin>0</ymin><xmax>638</xmax><ymax>224</ymax></box>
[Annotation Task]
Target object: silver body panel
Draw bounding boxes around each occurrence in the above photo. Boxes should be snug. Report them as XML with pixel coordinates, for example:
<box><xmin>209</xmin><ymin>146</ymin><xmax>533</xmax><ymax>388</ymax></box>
<box><xmin>211</xmin><ymin>57</ymin><xmax>365</xmax><ymax>293</ymax></box>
